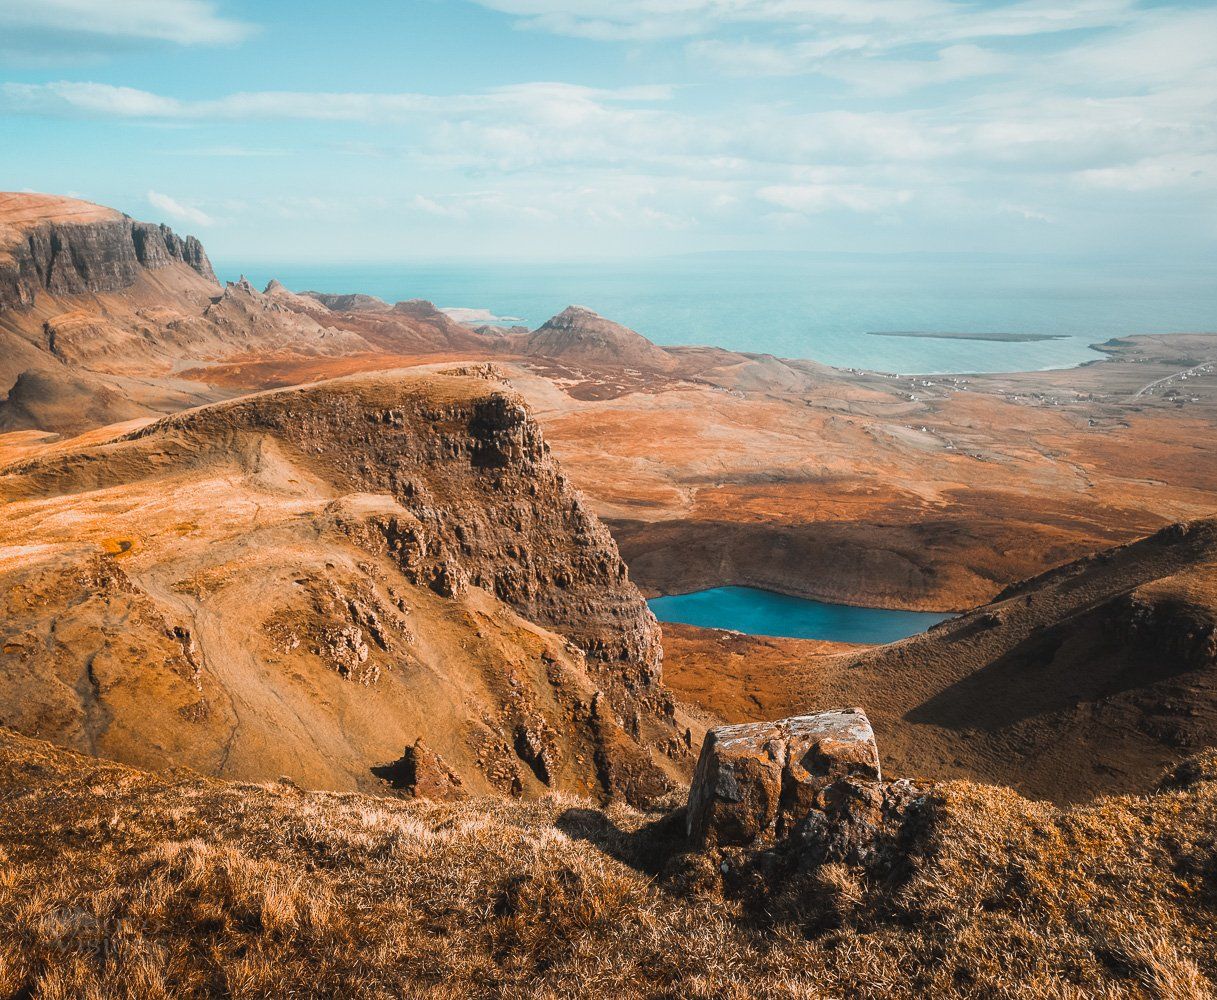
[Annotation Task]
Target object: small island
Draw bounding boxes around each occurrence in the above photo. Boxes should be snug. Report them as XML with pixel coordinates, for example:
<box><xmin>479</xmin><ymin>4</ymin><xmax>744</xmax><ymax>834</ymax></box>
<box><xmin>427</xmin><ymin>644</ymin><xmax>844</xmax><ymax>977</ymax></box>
<box><xmin>867</xmin><ymin>330</ymin><xmax>1068</xmax><ymax>343</ymax></box>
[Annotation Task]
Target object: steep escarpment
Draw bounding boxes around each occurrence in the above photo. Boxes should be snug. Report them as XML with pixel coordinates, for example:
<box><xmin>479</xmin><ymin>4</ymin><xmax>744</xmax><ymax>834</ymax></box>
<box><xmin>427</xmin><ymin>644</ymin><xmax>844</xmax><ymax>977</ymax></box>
<box><xmin>0</xmin><ymin>192</ymin><xmax>229</xmax><ymax>430</ymax></box>
<box><xmin>130</xmin><ymin>370</ymin><xmax>667</xmax><ymax>690</ymax></box>
<box><xmin>0</xmin><ymin>195</ymin><xmax>499</xmax><ymax>436</ymax></box>
<box><xmin>0</xmin><ymin>368</ymin><xmax>683</xmax><ymax>803</ymax></box>
<box><xmin>0</xmin><ymin>192</ymin><xmax>216</xmax><ymax>310</ymax></box>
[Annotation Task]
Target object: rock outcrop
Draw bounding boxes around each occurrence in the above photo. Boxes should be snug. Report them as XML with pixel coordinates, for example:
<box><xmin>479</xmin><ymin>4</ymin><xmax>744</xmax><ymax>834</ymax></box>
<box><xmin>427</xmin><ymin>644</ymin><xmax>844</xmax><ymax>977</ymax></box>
<box><xmin>373</xmin><ymin>738</ymin><xmax>467</xmax><ymax>800</ymax></box>
<box><xmin>127</xmin><ymin>371</ymin><xmax>666</xmax><ymax>692</ymax></box>
<box><xmin>200</xmin><ymin>277</ymin><xmax>373</xmax><ymax>355</ymax></box>
<box><xmin>303</xmin><ymin>291</ymin><xmax>393</xmax><ymax>312</ymax></box>
<box><xmin>298</xmin><ymin>295</ymin><xmax>494</xmax><ymax>354</ymax></box>
<box><xmin>687</xmin><ymin>708</ymin><xmax>882</xmax><ymax>848</ymax></box>
<box><xmin>263</xmin><ymin>279</ymin><xmax>330</xmax><ymax>312</ymax></box>
<box><xmin>0</xmin><ymin>194</ymin><xmax>499</xmax><ymax>435</ymax></box>
<box><xmin>0</xmin><ymin>193</ymin><xmax>216</xmax><ymax>310</ymax></box>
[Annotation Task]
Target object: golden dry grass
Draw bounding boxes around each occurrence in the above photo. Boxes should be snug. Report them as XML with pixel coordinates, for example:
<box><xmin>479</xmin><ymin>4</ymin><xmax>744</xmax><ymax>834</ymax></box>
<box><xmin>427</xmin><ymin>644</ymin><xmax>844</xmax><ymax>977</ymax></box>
<box><xmin>2</xmin><ymin>728</ymin><xmax>1215</xmax><ymax>999</ymax></box>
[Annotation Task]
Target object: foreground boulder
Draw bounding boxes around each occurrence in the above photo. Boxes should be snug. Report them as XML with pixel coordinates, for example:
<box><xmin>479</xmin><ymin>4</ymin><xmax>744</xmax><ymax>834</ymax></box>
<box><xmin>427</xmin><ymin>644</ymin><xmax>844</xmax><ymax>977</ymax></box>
<box><xmin>687</xmin><ymin>708</ymin><xmax>882</xmax><ymax>848</ymax></box>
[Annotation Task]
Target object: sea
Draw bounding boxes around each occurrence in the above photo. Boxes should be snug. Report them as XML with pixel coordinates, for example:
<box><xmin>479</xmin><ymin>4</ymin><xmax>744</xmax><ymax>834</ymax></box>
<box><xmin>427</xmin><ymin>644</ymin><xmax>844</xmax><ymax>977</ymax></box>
<box><xmin>221</xmin><ymin>252</ymin><xmax>1217</xmax><ymax>375</ymax></box>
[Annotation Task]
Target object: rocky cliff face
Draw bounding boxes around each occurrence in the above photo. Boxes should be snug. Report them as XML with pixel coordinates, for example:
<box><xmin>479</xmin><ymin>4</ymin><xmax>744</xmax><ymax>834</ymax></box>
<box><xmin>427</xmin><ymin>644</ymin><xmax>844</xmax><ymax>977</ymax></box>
<box><xmin>0</xmin><ymin>196</ymin><xmax>496</xmax><ymax>435</ymax></box>
<box><xmin>0</xmin><ymin>193</ymin><xmax>216</xmax><ymax>310</ymax></box>
<box><xmin>135</xmin><ymin>368</ymin><xmax>666</xmax><ymax>696</ymax></box>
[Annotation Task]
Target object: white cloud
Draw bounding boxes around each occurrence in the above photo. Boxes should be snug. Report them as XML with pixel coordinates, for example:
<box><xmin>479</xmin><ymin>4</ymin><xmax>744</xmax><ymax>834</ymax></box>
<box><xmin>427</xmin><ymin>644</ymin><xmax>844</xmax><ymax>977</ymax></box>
<box><xmin>472</xmin><ymin>0</ymin><xmax>1138</xmax><ymax>43</ymax></box>
<box><xmin>0</xmin><ymin>0</ymin><xmax>253</xmax><ymax>62</ymax></box>
<box><xmin>999</xmin><ymin>203</ymin><xmax>1055</xmax><ymax>223</ymax></box>
<box><xmin>1076</xmin><ymin>154</ymin><xmax>1217</xmax><ymax>192</ymax></box>
<box><xmin>1059</xmin><ymin>7</ymin><xmax>1217</xmax><ymax>88</ymax></box>
<box><xmin>411</xmin><ymin>195</ymin><xmax>469</xmax><ymax>220</ymax></box>
<box><xmin>0</xmin><ymin>80</ymin><xmax>672</xmax><ymax>123</ymax></box>
<box><xmin>695</xmin><ymin>38</ymin><xmax>1012</xmax><ymax>91</ymax></box>
<box><xmin>688</xmin><ymin>37</ymin><xmax>869</xmax><ymax>77</ymax></box>
<box><xmin>2</xmin><ymin>82</ymin><xmax>183</xmax><ymax>117</ymax></box>
<box><xmin>5</xmin><ymin>65</ymin><xmax>1210</xmax><ymax>189</ymax></box>
<box><xmin>676</xmin><ymin>0</ymin><xmax>1214</xmax><ymax>94</ymax></box>
<box><xmin>758</xmin><ymin>183</ymin><xmax>913</xmax><ymax>214</ymax></box>
<box><xmin>5</xmin><ymin>1</ymin><xmax>1211</xmax><ymax>253</ymax></box>
<box><xmin>147</xmin><ymin>190</ymin><xmax>215</xmax><ymax>227</ymax></box>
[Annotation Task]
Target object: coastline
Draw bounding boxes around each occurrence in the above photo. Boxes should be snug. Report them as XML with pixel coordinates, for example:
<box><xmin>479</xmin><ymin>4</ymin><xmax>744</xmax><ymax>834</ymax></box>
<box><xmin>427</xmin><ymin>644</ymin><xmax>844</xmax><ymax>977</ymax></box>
<box><xmin>219</xmin><ymin>254</ymin><xmax>1217</xmax><ymax>377</ymax></box>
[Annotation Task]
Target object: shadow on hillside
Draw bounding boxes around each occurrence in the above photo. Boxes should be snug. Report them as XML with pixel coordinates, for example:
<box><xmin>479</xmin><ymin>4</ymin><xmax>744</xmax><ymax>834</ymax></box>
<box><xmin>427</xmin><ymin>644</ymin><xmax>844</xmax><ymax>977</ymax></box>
<box><xmin>907</xmin><ymin>602</ymin><xmax>1206</xmax><ymax>733</ymax></box>
<box><xmin>556</xmin><ymin>806</ymin><xmax>689</xmax><ymax>876</ymax></box>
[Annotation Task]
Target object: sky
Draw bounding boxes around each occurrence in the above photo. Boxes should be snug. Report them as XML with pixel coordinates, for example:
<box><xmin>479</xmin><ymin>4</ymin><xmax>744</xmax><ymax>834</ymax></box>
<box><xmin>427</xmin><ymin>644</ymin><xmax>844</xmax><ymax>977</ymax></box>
<box><xmin>0</xmin><ymin>0</ymin><xmax>1215</xmax><ymax>262</ymax></box>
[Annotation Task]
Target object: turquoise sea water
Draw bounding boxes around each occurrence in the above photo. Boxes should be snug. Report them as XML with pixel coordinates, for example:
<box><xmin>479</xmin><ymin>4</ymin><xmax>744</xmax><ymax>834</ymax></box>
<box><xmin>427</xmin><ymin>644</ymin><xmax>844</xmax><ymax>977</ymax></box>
<box><xmin>222</xmin><ymin>252</ymin><xmax>1217</xmax><ymax>375</ymax></box>
<box><xmin>647</xmin><ymin>586</ymin><xmax>953</xmax><ymax>644</ymax></box>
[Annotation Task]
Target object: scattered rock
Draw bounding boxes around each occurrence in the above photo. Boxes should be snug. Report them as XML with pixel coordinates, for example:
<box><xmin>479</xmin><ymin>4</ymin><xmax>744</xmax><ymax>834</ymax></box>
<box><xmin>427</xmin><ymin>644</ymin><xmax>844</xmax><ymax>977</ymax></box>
<box><xmin>372</xmin><ymin>739</ymin><xmax>466</xmax><ymax>800</ymax></box>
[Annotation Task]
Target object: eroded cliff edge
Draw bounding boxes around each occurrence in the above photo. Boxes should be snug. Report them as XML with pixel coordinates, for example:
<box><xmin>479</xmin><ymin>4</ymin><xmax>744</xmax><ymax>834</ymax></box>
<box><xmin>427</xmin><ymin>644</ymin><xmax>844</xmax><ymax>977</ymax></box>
<box><xmin>0</xmin><ymin>192</ymin><xmax>216</xmax><ymax>310</ymax></box>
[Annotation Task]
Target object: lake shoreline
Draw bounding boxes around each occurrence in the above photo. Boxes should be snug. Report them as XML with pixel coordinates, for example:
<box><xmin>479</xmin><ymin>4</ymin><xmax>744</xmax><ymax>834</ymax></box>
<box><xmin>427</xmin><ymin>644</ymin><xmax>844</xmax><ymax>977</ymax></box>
<box><xmin>648</xmin><ymin>584</ymin><xmax>955</xmax><ymax>644</ymax></box>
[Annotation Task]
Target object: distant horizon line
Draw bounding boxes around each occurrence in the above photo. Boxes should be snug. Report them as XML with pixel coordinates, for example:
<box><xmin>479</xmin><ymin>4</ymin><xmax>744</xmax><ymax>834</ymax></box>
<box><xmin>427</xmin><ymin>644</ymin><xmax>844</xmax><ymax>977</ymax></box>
<box><xmin>213</xmin><ymin>249</ymin><xmax>1217</xmax><ymax>270</ymax></box>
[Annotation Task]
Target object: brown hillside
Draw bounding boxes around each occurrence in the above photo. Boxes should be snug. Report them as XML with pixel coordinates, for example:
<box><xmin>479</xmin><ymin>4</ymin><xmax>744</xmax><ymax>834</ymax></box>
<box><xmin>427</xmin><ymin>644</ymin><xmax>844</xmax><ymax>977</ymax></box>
<box><xmin>0</xmin><ymin>367</ymin><xmax>687</xmax><ymax>803</ymax></box>
<box><xmin>0</xmin><ymin>194</ymin><xmax>504</xmax><ymax>436</ymax></box>
<box><xmin>519</xmin><ymin>305</ymin><xmax>679</xmax><ymax>372</ymax></box>
<box><xmin>3</xmin><ymin>726</ymin><xmax>1216</xmax><ymax>998</ymax></box>
<box><xmin>664</xmin><ymin>517</ymin><xmax>1217</xmax><ymax>802</ymax></box>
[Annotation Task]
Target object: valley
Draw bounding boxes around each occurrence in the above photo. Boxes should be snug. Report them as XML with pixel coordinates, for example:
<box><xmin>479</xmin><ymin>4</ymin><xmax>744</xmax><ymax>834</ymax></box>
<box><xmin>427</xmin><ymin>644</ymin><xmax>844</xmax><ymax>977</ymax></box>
<box><xmin>3</xmin><ymin>192</ymin><xmax>1217</xmax><ymax>805</ymax></box>
<box><xmin>2</xmin><ymin>192</ymin><xmax>1216</xmax><ymax>996</ymax></box>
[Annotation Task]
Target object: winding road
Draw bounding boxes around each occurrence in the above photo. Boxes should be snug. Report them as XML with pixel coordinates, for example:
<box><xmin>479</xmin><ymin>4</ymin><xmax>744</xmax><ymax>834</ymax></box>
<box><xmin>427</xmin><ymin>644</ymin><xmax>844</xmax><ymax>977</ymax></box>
<box><xmin>1132</xmin><ymin>363</ymin><xmax>1212</xmax><ymax>399</ymax></box>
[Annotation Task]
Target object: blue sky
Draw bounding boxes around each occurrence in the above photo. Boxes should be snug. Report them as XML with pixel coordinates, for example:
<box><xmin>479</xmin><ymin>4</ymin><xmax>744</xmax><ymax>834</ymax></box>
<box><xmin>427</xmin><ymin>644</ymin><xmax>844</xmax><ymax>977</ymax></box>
<box><xmin>1</xmin><ymin>0</ymin><xmax>1214</xmax><ymax>262</ymax></box>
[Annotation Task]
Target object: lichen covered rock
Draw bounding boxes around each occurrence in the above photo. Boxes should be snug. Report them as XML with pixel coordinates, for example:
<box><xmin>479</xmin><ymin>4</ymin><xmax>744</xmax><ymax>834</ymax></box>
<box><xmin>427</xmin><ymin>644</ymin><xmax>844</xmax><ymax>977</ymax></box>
<box><xmin>687</xmin><ymin>708</ymin><xmax>881</xmax><ymax>848</ymax></box>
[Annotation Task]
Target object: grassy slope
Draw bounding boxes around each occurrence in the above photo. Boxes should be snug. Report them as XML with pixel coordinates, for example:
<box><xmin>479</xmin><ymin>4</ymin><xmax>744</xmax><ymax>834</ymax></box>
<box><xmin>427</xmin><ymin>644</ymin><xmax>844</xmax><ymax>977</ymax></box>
<box><xmin>2</xmin><ymin>727</ymin><xmax>1216</xmax><ymax>999</ymax></box>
